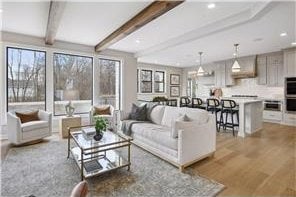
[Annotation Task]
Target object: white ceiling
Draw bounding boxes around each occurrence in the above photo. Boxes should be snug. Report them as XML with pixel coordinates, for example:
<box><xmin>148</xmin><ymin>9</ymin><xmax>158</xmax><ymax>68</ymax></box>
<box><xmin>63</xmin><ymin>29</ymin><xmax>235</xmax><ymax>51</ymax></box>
<box><xmin>1</xmin><ymin>1</ymin><xmax>295</xmax><ymax>67</ymax></box>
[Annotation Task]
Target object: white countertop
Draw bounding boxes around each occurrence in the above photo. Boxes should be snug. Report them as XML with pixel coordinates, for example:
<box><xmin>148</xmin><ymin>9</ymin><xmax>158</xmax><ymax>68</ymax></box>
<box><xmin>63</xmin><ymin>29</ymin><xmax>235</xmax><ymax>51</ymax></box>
<box><xmin>221</xmin><ymin>97</ymin><xmax>263</xmax><ymax>104</ymax></box>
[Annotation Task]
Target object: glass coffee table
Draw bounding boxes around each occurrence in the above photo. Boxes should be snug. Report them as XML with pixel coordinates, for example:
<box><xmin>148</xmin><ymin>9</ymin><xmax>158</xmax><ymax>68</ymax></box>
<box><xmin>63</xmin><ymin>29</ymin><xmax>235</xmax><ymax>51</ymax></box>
<box><xmin>67</xmin><ymin>125</ymin><xmax>132</xmax><ymax>180</ymax></box>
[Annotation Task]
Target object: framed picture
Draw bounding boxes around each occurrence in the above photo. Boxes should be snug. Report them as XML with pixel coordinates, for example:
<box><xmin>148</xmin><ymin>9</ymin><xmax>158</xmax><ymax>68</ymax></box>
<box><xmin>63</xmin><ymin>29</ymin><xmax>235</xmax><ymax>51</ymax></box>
<box><xmin>170</xmin><ymin>74</ymin><xmax>180</xmax><ymax>85</ymax></box>
<box><xmin>170</xmin><ymin>86</ymin><xmax>180</xmax><ymax>97</ymax></box>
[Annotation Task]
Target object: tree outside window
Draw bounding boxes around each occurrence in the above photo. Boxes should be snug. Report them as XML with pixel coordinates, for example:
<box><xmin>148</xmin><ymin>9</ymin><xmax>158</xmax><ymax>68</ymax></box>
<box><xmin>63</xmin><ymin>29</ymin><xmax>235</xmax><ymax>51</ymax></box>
<box><xmin>7</xmin><ymin>47</ymin><xmax>46</xmax><ymax>112</ymax></box>
<box><xmin>53</xmin><ymin>53</ymin><xmax>93</xmax><ymax>115</ymax></box>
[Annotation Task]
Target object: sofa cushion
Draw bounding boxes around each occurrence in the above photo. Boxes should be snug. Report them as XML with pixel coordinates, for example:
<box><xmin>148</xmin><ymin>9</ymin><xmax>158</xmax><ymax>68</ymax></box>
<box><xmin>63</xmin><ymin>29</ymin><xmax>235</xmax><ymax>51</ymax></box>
<box><xmin>130</xmin><ymin>103</ymin><xmax>147</xmax><ymax>121</ymax></box>
<box><xmin>15</xmin><ymin>110</ymin><xmax>40</xmax><ymax>123</ymax></box>
<box><xmin>131</xmin><ymin>123</ymin><xmax>177</xmax><ymax>150</ymax></box>
<box><xmin>150</xmin><ymin>105</ymin><xmax>165</xmax><ymax>125</ymax></box>
<box><xmin>161</xmin><ymin>106</ymin><xmax>185</xmax><ymax>127</ymax></box>
<box><xmin>21</xmin><ymin>121</ymin><xmax>49</xmax><ymax>132</ymax></box>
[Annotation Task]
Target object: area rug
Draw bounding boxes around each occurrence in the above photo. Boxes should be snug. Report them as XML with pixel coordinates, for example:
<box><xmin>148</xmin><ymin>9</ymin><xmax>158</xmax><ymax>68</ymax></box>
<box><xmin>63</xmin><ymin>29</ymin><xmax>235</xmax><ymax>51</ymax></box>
<box><xmin>1</xmin><ymin>139</ymin><xmax>224</xmax><ymax>197</ymax></box>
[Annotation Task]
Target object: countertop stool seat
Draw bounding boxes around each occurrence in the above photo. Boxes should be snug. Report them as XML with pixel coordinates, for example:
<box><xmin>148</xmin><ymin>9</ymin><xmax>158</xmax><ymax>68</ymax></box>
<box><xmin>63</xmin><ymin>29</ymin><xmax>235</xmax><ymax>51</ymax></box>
<box><xmin>219</xmin><ymin>99</ymin><xmax>239</xmax><ymax>136</ymax></box>
<box><xmin>206</xmin><ymin>98</ymin><xmax>221</xmax><ymax>131</ymax></box>
<box><xmin>192</xmin><ymin>98</ymin><xmax>206</xmax><ymax>110</ymax></box>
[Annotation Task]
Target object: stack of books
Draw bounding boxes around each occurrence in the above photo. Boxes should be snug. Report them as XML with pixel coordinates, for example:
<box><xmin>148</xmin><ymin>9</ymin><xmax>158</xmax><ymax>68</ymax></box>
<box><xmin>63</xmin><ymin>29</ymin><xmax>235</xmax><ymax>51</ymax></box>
<box><xmin>82</xmin><ymin>127</ymin><xmax>96</xmax><ymax>135</ymax></box>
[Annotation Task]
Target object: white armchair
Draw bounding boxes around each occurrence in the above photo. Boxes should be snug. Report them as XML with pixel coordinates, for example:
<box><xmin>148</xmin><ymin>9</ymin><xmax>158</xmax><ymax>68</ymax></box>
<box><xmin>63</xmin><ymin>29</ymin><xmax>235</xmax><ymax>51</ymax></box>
<box><xmin>89</xmin><ymin>105</ymin><xmax>115</xmax><ymax>130</ymax></box>
<box><xmin>7</xmin><ymin>110</ymin><xmax>52</xmax><ymax>145</ymax></box>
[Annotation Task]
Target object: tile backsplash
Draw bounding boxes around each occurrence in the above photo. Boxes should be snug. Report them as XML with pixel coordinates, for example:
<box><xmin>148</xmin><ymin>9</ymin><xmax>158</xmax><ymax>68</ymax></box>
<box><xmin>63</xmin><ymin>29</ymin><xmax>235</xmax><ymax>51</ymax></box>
<box><xmin>196</xmin><ymin>78</ymin><xmax>284</xmax><ymax>99</ymax></box>
<box><xmin>221</xmin><ymin>78</ymin><xmax>284</xmax><ymax>99</ymax></box>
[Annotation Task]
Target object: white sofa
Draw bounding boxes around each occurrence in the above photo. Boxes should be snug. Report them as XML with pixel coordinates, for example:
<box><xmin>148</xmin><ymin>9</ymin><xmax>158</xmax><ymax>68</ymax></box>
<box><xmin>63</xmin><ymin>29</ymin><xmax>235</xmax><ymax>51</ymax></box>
<box><xmin>120</xmin><ymin>105</ymin><xmax>216</xmax><ymax>171</ymax></box>
<box><xmin>7</xmin><ymin>110</ymin><xmax>52</xmax><ymax>145</ymax></box>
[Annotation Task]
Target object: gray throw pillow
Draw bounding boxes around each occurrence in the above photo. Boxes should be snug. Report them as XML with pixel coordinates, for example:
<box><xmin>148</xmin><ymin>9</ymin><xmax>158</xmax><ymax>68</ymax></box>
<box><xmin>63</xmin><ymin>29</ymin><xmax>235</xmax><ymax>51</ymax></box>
<box><xmin>129</xmin><ymin>103</ymin><xmax>147</xmax><ymax>121</ymax></box>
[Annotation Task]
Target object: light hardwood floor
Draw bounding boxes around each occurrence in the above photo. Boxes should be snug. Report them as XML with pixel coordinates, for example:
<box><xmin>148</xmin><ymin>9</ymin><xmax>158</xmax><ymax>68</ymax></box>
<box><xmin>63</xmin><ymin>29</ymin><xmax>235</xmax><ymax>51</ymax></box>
<box><xmin>1</xmin><ymin>122</ymin><xmax>295</xmax><ymax>196</ymax></box>
<box><xmin>192</xmin><ymin>122</ymin><xmax>296</xmax><ymax>196</ymax></box>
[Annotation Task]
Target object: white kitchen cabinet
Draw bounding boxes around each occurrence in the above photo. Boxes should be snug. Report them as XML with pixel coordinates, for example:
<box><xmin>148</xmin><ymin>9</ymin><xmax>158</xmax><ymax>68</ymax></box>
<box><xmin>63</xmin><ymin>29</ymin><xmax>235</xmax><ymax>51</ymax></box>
<box><xmin>263</xmin><ymin>110</ymin><xmax>282</xmax><ymax>123</ymax></box>
<box><xmin>283</xmin><ymin>113</ymin><xmax>296</xmax><ymax>126</ymax></box>
<box><xmin>266</xmin><ymin>52</ymin><xmax>284</xmax><ymax>87</ymax></box>
<box><xmin>257</xmin><ymin>55</ymin><xmax>267</xmax><ymax>85</ymax></box>
<box><xmin>283</xmin><ymin>48</ymin><xmax>296</xmax><ymax>77</ymax></box>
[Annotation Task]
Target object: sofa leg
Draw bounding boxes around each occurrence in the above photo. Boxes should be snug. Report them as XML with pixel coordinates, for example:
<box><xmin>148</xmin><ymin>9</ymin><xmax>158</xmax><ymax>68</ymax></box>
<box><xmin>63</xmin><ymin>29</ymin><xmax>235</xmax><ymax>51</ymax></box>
<box><xmin>179</xmin><ymin>165</ymin><xmax>185</xmax><ymax>172</ymax></box>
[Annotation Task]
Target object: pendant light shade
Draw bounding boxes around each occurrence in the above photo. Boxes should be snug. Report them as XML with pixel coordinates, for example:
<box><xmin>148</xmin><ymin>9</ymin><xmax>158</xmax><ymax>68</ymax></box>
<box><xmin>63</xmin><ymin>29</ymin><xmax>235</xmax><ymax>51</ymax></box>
<box><xmin>232</xmin><ymin>44</ymin><xmax>241</xmax><ymax>73</ymax></box>
<box><xmin>197</xmin><ymin>52</ymin><xmax>204</xmax><ymax>76</ymax></box>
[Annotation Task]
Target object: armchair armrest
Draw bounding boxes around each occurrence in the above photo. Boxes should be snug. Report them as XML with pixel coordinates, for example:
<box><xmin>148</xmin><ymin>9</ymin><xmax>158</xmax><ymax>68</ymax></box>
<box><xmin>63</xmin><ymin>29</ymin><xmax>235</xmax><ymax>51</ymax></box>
<box><xmin>38</xmin><ymin>110</ymin><xmax>52</xmax><ymax>132</ymax></box>
<box><xmin>177</xmin><ymin>114</ymin><xmax>216</xmax><ymax>165</ymax></box>
<box><xmin>7</xmin><ymin>112</ymin><xmax>22</xmax><ymax>144</ymax></box>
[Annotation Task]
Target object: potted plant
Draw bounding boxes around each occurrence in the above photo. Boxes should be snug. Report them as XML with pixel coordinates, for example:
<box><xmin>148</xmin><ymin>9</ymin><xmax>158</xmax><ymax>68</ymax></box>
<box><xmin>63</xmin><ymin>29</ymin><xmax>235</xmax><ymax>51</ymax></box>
<box><xmin>93</xmin><ymin>117</ymin><xmax>108</xmax><ymax>141</ymax></box>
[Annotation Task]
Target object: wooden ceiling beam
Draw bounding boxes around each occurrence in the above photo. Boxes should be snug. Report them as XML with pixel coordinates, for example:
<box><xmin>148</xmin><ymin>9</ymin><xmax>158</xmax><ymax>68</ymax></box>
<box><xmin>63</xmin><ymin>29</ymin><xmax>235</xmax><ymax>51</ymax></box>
<box><xmin>95</xmin><ymin>0</ymin><xmax>184</xmax><ymax>52</ymax></box>
<box><xmin>45</xmin><ymin>1</ymin><xmax>66</xmax><ymax>45</ymax></box>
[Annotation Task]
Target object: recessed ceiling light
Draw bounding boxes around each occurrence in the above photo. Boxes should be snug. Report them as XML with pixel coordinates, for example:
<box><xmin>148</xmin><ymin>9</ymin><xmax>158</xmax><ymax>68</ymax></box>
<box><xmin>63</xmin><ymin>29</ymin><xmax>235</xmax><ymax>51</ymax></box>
<box><xmin>0</xmin><ymin>9</ymin><xmax>2</xmax><ymax>13</ymax></box>
<box><xmin>291</xmin><ymin>42</ymin><xmax>296</xmax><ymax>46</ymax></box>
<box><xmin>253</xmin><ymin>38</ymin><xmax>263</xmax><ymax>42</ymax></box>
<box><xmin>233</xmin><ymin>53</ymin><xmax>237</xmax><ymax>56</ymax></box>
<box><xmin>280</xmin><ymin>32</ymin><xmax>287</xmax><ymax>37</ymax></box>
<box><xmin>207</xmin><ymin>3</ymin><xmax>216</xmax><ymax>9</ymax></box>
<box><xmin>135</xmin><ymin>39</ymin><xmax>140</xmax><ymax>43</ymax></box>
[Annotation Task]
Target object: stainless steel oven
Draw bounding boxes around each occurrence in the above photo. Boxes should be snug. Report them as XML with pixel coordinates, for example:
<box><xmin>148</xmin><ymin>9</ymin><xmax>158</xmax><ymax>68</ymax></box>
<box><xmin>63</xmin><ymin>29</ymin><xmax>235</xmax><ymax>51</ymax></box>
<box><xmin>264</xmin><ymin>100</ymin><xmax>282</xmax><ymax>111</ymax></box>
<box><xmin>286</xmin><ymin>98</ymin><xmax>296</xmax><ymax>112</ymax></box>
<box><xmin>286</xmin><ymin>77</ymin><xmax>296</xmax><ymax>97</ymax></box>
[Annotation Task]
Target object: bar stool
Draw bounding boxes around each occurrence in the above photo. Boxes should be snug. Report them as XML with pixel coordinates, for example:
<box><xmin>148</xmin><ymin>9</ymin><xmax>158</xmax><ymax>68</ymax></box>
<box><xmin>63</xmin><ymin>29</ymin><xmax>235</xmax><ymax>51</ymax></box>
<box><xmin>206</xmin><ymin>98</ymin><xmax>221</xmax><ymax>131</ymax></box>
<box><xmin>219</xmin><ymin>99</ymin><xmax>239</xmax><ymax>136</ymax></box>
<box><xmin>180</xmin><ymin>96</ymin><xmax>191</xmax><ymax>107</ymax></box>
<box><xmin>192</xmin><ymin>98</ymin><xmax>206</xmax><ymax>110</ymax></box>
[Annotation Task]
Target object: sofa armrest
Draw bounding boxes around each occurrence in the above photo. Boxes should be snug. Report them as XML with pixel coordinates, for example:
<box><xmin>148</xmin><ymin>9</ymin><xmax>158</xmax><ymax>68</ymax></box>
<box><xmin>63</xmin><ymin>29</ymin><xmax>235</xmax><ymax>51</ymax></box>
<box><xmin>38</xmin><ymin>110</ymin><xmax>52</xmax><ymax>132</ymax></box>
<box><xmin>178</xmin><ymin>114</ymin><xmax>216</xmax><ymax>165</ymax></box>
<box><xmin>7</xmin><ymin>112</ymin><xmax>22</xmax><ymax>143</ymax></box>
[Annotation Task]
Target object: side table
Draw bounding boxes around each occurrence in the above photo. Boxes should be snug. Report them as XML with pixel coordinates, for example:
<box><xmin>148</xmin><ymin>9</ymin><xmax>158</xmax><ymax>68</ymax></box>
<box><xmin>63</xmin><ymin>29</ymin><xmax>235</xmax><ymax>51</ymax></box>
<box><xmin>59</xmin><ymin>115</ymin><xmax>81</xmax><ymax>138</ymax></box>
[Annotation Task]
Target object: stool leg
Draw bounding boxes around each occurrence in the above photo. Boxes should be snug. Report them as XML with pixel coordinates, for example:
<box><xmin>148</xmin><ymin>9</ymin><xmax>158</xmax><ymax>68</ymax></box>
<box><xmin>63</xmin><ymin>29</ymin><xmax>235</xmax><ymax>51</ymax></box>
<box><xmin>231</xmin><ymin>111</ymin><xmax>235</xmax><ymax>137</ymax></box>
<box><xmin>224</xmin><ymin>112</ymin><xmax>228</xmax><ymax>130</ymax></box>
<box><xmin>218</xmin><ymin>111</ymin><xmax>223</xmax><ymax>131</ymax></box>
<box><xmin>215</xmin><ymin>111</ymin><xmax>218</xmax><ymax>132</ymax></box>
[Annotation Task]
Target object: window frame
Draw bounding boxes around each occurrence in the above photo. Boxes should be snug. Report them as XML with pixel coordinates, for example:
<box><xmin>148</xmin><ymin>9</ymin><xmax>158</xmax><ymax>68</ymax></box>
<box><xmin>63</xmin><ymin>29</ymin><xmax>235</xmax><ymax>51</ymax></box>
<box><xmin>154</xmin><ymin>71</ymin><xmax>165</xmax><ymax>93</ymax></box>
<box><xmin>140</xmin><ymin>69</ymin><xmax>153</xmax><ymax>93</ymax></box>
<box><xmin>6</xmin><ymin>46</ymin><xmax>47</xmax><ymax>112</ymax></box>
<box><xmin>53</xmin><ymin>52</ymin><xmax>94</xmax><ymax>116</ymax></box>
<box><xmin>98</xmin><ymin>57</ymin><xmax>121</xmax><ymax>110</ymax></box>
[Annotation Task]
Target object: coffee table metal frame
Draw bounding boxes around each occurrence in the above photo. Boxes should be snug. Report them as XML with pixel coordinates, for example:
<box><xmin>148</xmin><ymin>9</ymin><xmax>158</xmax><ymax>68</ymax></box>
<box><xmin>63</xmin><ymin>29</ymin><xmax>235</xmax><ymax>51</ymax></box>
<box><xmin>67</xmin><ymin>124</ymin><xmax>132</xmax><ymax>180</ymax></box>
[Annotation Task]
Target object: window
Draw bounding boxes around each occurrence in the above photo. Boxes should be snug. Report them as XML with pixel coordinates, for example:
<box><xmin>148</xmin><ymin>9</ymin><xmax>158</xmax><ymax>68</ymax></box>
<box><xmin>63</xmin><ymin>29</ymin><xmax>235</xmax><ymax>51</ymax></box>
<box><xmin>97</xmin><ymin>58</ymin><xmax>121</xmax><ymax>110</ymax></box>
<box><xmin>7</xmin><ymin>47</ymin><xmax>46</xmax><ymax>112</ymax></box>
<box><xmin>154</xmin><ymin>71</ymin><xmax>165</xmax><ymax>93</ymax></box>
<box><xmin>140</xmin><ymin>70</ymin><xmax>152</xmax><ymax>93</ymax></box>
<box><xmin>53</xmin><ymin>53</ymin><xmax>93</xmax><ymax>115</ymax></box>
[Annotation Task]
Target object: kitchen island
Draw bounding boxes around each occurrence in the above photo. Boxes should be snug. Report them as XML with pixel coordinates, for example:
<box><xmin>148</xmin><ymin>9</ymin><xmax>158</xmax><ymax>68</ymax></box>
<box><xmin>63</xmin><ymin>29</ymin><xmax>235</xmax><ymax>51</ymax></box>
<box><xmin>233</xmin><ymin>99</ymin><xmax>263</xmax><ymax>138</ymax></box>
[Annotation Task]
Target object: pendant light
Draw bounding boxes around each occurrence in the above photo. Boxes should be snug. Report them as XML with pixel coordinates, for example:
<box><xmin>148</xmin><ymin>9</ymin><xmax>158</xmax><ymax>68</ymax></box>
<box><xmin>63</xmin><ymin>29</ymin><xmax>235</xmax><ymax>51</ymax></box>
<box><xmin>232</xmin><ymin>44</ymin><xmax>241</xmax><ymax>73</ymax></box>
<box><xmin>197</xmin><ymin>52</ymin><xmax>205</xmax><ymax>76</ymax></box>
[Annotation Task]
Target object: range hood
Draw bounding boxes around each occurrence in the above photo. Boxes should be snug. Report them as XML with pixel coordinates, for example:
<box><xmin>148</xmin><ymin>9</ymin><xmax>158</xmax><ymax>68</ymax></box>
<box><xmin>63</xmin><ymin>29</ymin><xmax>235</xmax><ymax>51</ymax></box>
<box><xmin>231</xmin><ymin>55</ymin><xmax>257</xmax><ymax>78</ymax></box>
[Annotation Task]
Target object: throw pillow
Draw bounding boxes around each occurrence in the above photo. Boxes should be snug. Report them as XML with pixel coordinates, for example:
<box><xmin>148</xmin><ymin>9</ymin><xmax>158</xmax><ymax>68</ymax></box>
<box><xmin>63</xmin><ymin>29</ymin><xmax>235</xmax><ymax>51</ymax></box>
<box><xmin>171</xmin><ymin>114</ymin><xmax>191</xmax><ymax>138</ymax></box>
<box><xmin>93</xmin><ymin>106</ymin><xmax>111</xmax><ymax>115</ymax></box>
<box><xmin>129</xmin><ymin>103</ymin><xmax>147</xmax><ymax>121</ymax></box>
<box><xmin>15</xmin><ymin>111</ymin><xmax>40</xmax><ymax>123</ymax></box>
<box><xmin>70</xmin><ymin>181</ymin><xmax>88</xmax><ymax>197</ymax></box>
<box><xmin>146</xmin><ymin>102</ymin><xmax>158</xmax><ymax>122</ymax></box>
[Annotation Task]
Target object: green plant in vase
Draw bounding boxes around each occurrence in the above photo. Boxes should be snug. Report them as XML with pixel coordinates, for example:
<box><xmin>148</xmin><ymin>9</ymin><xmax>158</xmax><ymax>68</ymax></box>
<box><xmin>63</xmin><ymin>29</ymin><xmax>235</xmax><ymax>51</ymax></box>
<box><xmin>93</xmin><ymin>117</ymin><xmax>108</xmax><ymax>141</ymax></box>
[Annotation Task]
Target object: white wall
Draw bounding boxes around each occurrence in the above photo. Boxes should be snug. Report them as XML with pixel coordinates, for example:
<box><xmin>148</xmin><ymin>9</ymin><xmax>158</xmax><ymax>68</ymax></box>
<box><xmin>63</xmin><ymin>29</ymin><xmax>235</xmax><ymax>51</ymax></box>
<box><xmin>137</xmin><ymin>62</ymin><xmax>184</xmax><ymax>101</ymax></box>
<box><xmin>0</xmin><ymin>32</ymin><xmax>137</xmax><ymax>135</ymax></box>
